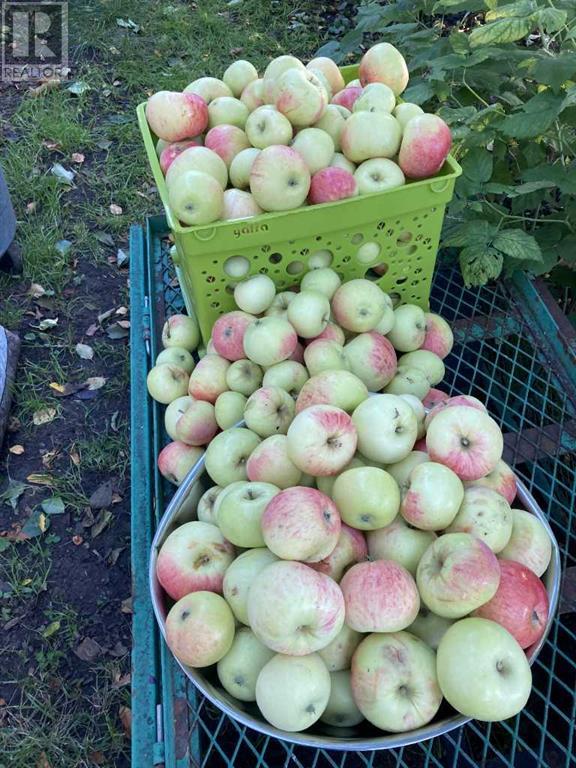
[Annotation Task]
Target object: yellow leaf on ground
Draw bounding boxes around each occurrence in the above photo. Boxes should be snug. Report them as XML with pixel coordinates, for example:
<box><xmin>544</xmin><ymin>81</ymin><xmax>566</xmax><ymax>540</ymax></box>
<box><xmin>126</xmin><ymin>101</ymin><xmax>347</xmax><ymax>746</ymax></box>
<box><xmin>9</xmin><ymin>445</ymin><xmax>24</xmax><ymax>455</ymax></box>
<box><xmin>33</xmin><ymin>408</ymin><xmax>57</xmax><ymax>426</ymax></box>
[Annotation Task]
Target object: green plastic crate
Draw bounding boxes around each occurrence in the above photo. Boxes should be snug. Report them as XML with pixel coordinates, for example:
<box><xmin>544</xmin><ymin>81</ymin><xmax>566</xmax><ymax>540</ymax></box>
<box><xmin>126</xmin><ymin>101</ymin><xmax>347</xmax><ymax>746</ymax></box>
<box><xmin>137</xmin><ymin>65</ymin><xmax>462</xmax><ymax>342</ymax></box>
<box><xmin>131</xmin><ymin>216</ymin><xmax>576</xmax><ymax>768</ymax></box>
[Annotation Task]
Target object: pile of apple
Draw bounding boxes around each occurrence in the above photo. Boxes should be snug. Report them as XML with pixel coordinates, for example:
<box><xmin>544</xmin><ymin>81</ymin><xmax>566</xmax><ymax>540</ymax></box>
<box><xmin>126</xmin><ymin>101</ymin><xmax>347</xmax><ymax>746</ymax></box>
<box><xmin>145</xmin><ymin>43</ymin><xmax>452</xmax><ymax>225</ymax></box>
<box><xmin>147</xmin><ymin>272</ymin><xmax>552</xmax><ymax>735</ymax></box>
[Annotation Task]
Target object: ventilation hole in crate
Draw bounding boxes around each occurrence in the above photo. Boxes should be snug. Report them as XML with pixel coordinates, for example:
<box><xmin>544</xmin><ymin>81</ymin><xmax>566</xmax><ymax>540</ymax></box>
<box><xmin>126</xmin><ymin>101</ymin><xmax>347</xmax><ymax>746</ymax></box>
<box><xmin>415</xmin><ymin>234</ymin><xmax>423</xmax><ymax>242</ymax></box>
<box><xmin>411</xmin><ymin>280</ymin><xmax>420</xmax><ymax>286</ymax></box>
<box><xmin>414</xmin><ymin>267</ymin><xmax>423</xmax><ymax>275</ymax></box>
<box><xmin>201</xmin><ymin>270</ymin><xmax>207</xmax><ymax>275</ymax></box>
<box><xmin>351</xmin><ymin>233</ymin><xmax>364</xmax><ymax>244</ymax></box>
<box><xmin>315</xmin><ymin>235</ymin><xmax>323</xmax><ymax>241</ymax></box>
<box><xmin>396</xmin><ymin>276</ymin><xmax>408</xmax><ymax>285</ymax></box>
<box><xmin>211</xmin><ymin>301</ymin><xmax>220</xmax><ymax>309</ymax></box>
<box><xmin>356</xmin><ymin>242</ymin><xmax>381</xmax><ymax>264</ymax></box>
<box><xmin>300</xmin><ymin>247</ymin><xmax>310</xmax><ymax>256</ymax></box>
<box><xmin>220</xmin><ymin>278</ymin><xmax>226</xmax><ymax>283</ymax></box>
<box><xmin>423</xmin><ymin>237</ymin><xmax>431</xmax><ymax>245</ymax></box>
<box><xmin>269</xmin><ymin>253</ymin><xmax>282</xmax><ymax>264</ymax></box>
<box><xmin>423</xmin><ymin>213</ymin><xmax>429</xmax><ymax>219</ymax></box>
<box><xmin>287</xmin><ymin>260</ymin><xmax>305</xmax><ymax>275</ymax></box>
<box><xmin>259</xmin><ymin>267</ymin><xmax>269</xmax><ymax>274</ymax></box>
<box><xmin>389</xmin><ymin>292</ymin><xmax>401</xmax><ymax>307</ymax></box>
<box><xmin>365</xmin><ymin>264</ymin><xmax>388</xmax><ymax>280</ymax></box>
<box><xmin>397</xmin><ymin>231</ymin><xmax>413</xmax><ymax>246</ymax></box>
<box><xmin>288</xmin><ymin>239</ymin><xmax>295</xmax><ymax>244</ymax></box>
<box><xmin>212</xmin><ymin>259</ymin><xmax>219</xmax><ymax>265</ymax></box>
<box><xmin>386</xmin><ymin>228</ymin><xmax>395</xmax><ymax>237</ymax></box>
<box><xmin>261</xmin><ymin>245</ymin><xmax>271</xmax><ymax>253</ymax></box>
<box><xmin>376</xmin><ymin>222</ymin><xmax>386</xmax><ymax>231</ymax></box>
<box><xmin>223</xmin><ymin>255</ymin><xmax>250</xmax><ymax>278</ymax></box>
<box><xmin>207</xmin><ymin>275</ymin><xmax>216</xmax><ymax>283</ymax></box>
<box><xmin>342</xmin><ymin>255</ymin><xmax>351</xmax><ymax>264</ymax></box>
<box><xmin>308</xmin><ymin>250</ymin><xmax>333</xmax><ymax>269</ymax></box>
<box><xmin>413</xmin><ymin>216</ymin><xmax>419</xmax><ymax>222</ymax></box>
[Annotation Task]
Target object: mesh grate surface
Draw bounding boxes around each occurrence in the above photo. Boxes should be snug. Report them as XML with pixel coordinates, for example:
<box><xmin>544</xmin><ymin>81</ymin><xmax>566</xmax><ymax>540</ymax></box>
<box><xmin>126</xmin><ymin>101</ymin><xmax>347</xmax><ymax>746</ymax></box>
<box><xmin>151</xmin><ymin>233</ymin><xmax>576</xmax><ymax>768</ymax></box>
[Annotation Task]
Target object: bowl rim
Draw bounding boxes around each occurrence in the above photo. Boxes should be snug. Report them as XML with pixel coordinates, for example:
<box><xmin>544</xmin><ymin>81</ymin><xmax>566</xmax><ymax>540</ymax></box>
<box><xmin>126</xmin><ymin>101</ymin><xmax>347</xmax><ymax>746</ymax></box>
<box><xmin>149</xmin><ymin>449</ymin><xmax>561</xmax><ymax>751</ymax></box>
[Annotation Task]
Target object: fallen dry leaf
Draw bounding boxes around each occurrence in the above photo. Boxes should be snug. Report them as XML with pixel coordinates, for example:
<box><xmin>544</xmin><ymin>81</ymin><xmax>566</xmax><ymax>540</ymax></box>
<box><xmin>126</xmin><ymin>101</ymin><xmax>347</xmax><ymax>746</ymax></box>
<box><xmin>120</xmin><ymin>597</ymin><xmax>133</xmax><ymax>614</ymax></box>
<box><xmin>115</xmin><ymin>306</ymin><xmax>128</xmax><ymax>316</ymax></box>
<box><xmin>30</xmin><ymin>79</ymin><xmax>61</xmax><ymax>97</ymax></box>
<box><xmin>91</xmin><ymin>509</ymin><xmax>113</xmax><ymax>538</ymax></box>
<box><xmin>26</xmin><ymin>202</ymin><xmax>37</xmax><ymax>214</ymax></box>
<box><xmin>112</xmin><ymin>671</ymin><xmax>131</xmax><ymax>688</ymax></box>
<box><xmin>36</xmin><ymin>751</ymin><xmax>52</xmax><ymax>768</ymax></box>
<box><xmin>89</xmin><ymin>481</ymin><xmax>113</xmax><ymax>509</ymax></box>
<box><xmin>8</xmin><ymin>416</ymin><xmax>21</xmax><ymax>432</ymax></box>
<box><xmin>110</xmin><ymin>203</ymin><xmax>123</xmax><ymax>215</ymax></box>
<box><xmin>71</xmin><ymin>152</ymin><xmax>85</xmax><ymax>164</ymax></box>
<box><xmin>111</xmin><ymin>492</ymin><xmax>123</xmax><ymax>504</ymax></box>
<box><xmin>70</xmin><ymin>445</ymin><xmax>81</xmax><ymax>466</ymax></box>
<box><xmin>33</xmin><ymin>408</ymin><xmax>57</xmax><ymax>426</ymax></box>
<box><xmin>29</xmin><ymin>283</ymin><xmax>45</xmax><ymax>298</ymax></box>
<box><xmin>107</xmin><ymin>546</ymin><xmax>124</xmax><ymax>566</ymax></box>
<box><xmin>85</xmin><ymin>376</ymin><xmax>106</xmax><ymax>390</ymax></box>
<box><xmin>116</xmin><ymin>320</ymin><xmax>130</xmax><ymax>329</ymax></box>
<box><xmin>98</xmin><ymin>308</ymin><xmax>115</xmax><ymax>324</ymax></box>
<box><xmin>41</xmin><ymin>449</ymin><xmax>60</xmax><ymax>469</ymax></box>
<box><xmin>9</xmin><ymin>445</ymin><xmax>24</xmax><ymax>455</ymax></box>
<box><xmin>75</xmin><ymin>343</ymin><xmax>94</xmax><ymax>360</ymax></box>
<box><xmin>74</xmin><ymin>637</ymin><xmax>102</xmax><ymax>662</ymax></box>
<box><xmin>42</xmin><ymin>139</ymin><xmax>60</xmax><ymax>150</ymax></box>
<box><xmin>86</xmin><ymin>323</ymin><xmax>99</xmax><ymax>336</ymax></box>
<box><xmin>119</xmin><ymin>706</ymin><xmax>132</xmax><ymax>738</ymax></box>
<box><xmin>26</xmin><ymin>474</ymin><xmax>54</xmax><ymax>486</ymax></box>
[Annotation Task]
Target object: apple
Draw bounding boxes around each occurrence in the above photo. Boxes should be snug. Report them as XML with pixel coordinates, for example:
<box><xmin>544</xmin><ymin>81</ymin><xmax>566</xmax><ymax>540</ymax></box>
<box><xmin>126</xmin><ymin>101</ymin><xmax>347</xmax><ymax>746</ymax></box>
<box><xmin>341</xmin><ymin>112</ymin><xmax>402</xmax><ymax>163</ymax></box>
<box><xmin>287</xmin><ymin>290</ymin><xmax>330</xmax><ymax>338</ymax></box>
<box><xmin>168</xmin><ymin>170</ymin><xmax>223</xmax><ymax>226</ymax></box>
<box><xmin>304</xmin><ymin>339</ymin><xmax>349</xmax><ymax>376</ymax></box>
<box><xmin>353</xmin><ymin>82</ymin><xmax>396</xmax><ymax>113</ymax></box>
<box><xmin>216</xmin><ymin>480</ymin><xmax>279</xmax><ymax>548</ymax></box>
<box><xmin>341</xmin><ymin>560</ymin><xmax>420</xmax><ymax>632</ymax></box>
<box><xmin>246</xmin><ymin>434</ymin><xmax>302</xmax><ymax>489</ymax></box>
<box><xmin>164</xmin><ymin>395</ymin><xmax>194</xmax><ymax>441</ymax></box>
<box><xmin>310</xmin><ymin>321</ymin><xmax>346</xmax><ymax>345</ymax></box>
<box><xmin>244</xmin><ymin>386</ymin><xmax>295</xmax><ymax>437</ymax></box>
<box><xmin>330</xmin><ymin>152</ymin><xmax>356</xmax><ymax>174</ymax></box>
<box><xmin>184</xmin><ymin>76</ymin><xmax>232</xmax><ymax>103</ymax></box>
<box><xmin>318</xmin><ymin>623</ymin><xmax>362</xmax><ymax>672</ymax></box>
<box><xmin>212</xmin><ymin>311</ymin><xmax>256</xmax><ymax>361</ymax></box>
<box><xmin>248</xmin><ymin>560</ymin><xmax>345</xmax><ymax>654</ymax></box>
<box><xmin>166</xmin><ymin>591</ymin><xmax>235</xmax><ymax>668</ymax></box>
<box><xmin>333</xmin><ymin>467</ymin><xmax>400</xmax><ymax>530</ymax></box>
<box><xmin>473</xmin><ymin>559</ymin><xmax>549</xmax><ymax>649</ymax></box>
<box><xmin>188</xmin><ymin>354</ymin><xmax>230</xmax><ymax>403</ymax></box>
<box><xmin>156</xmin><ymin>346</ymin><xmax>195</xmax><ymax>375</ymax></box>
<box><xmin>307</xmin><ymin>57</ymin><xmax>345</xmax><ymax>94</ymax></box>
<box><xmin>146</xmin><ymin>91</ymin><xmax>208</xmax><ymax>141</ymax></box>
<box><xmin>386</xmin><ymin>305</ymin><xmax>427</xmax><ymax>352</ymax></box>
<box><xmin>275</xmin><ymin>68</ymin><xmax>328</xmax><ymax>127</ymax></box>
<box><xmin>245</xmin><ymin>105</ymin><xmax>293</xmax><ymax>148</ymax></box>
<box><xmin>308</xmin><ymin>167</ymin><xmax>358</xmax><ymax>204</ymax></box>
<box><xmin>313</xmin><ymin>105</ymin><xmax>349</xmax><ymax>151</ymax></box>
<box><xmin>157</xmin><ymin>441</ymin><xmax>203</xmax><ymax>486</ymax></box>
<box><xmin>222</xmin><ymin>189</ymin><xmax>262</xmax><ymax>220</ymax></box>
<box><xmin>426</xmin><ymin>406</ymin><xmax>504</xmax><ymax>481</ymax></box>
<box><xmin>262</xmin><ymin>361</ymin><xmax>308</xmax><ymax>397</ymax></box>
<box><xmin>421</xmin><ymin>312</ymin><xmax>454</xmax><ymax>359</ymax></box>
<box><xmin>262</xmin><ymin>55</ymin><xmax>306</xmax><ymax>103</ymax></box>
<box><xmin>295</xmin><ymin>370</ymin><xmax>367</xmax><ymax>414</ymax></box>
<box><xmin>408</xmin><ymin>607</ymin><xmax>454</xmax><ymax>650</ymax></box>
<box><xmin>399</xmin><ymin>114</ymin><xmax>452</xmax><ymax>179</ymax></box>
<box><xmin>156</xmin><ymin>519</ymin><xmax>234</xmax><ymax>600</ymax></box>
<box><xmin>240</xmin><ymin>78</ymin><xmax>265</xmax><ymax>111</ymax></box>
<box><xmin>307</xmin><ymin>248</ymin><xmax>334</xmax><ymax>269</ymax></box>
<box><xmin>217</xmin><ymin>627</ymin><xmax>274</xmax><ymax>702</ymax></box>
<box><xmin>175</xmin><ymin>398</ymin><xmax>218</xmax><ymax>446</ymax></box>
<box><xmin>384</xmin><ymin>366</ymin><xmax>431</xmax><ymax>399</ymax></box>
<box><xmin>358</xmin><ymin>42</ymin><xmax>409</xmax><ymax>95</ymax></box>
<box><xmin>499</xmin><ymin>509</ymin><xmax>552</xmax><ymax>577</ymax></box>
<box><xmin>343</xmin><ymin>332</ymin><xmax>398</xmax><ymax>391</ymax></box>
<box><xmin>204</xmin><ymin>427</ymin><xmax>261</xmax><ymax>486</ymax></box>
<box><xmin>398</xmin><ymin>349</ymin><xmax>445</xmax><ymax>386</ymax></box>
<box><xmin>287</xmin><ymin>404</ymin><xmax>357</xmax><ymax>476</ymax></box>
<box><xmin>416</xmin><ymin>532</ymin><xmax>501</xmax><ymax>618</ymax></box>
<box><xmin>370</xmin><ymin>292</ymin><xmax>395</xmax><ymax>334</ymax></box>
<box><xmin>208</xmin><ymin>96</ymin><xmax>249</xmax><ymax>129</ymax></box>
<box><xmin>262</xmin><ymin>486</ymin><xmax>341</xmax><ymax>562</ymax></box>
<box><xmin>204</xmin><ymin>124</ymin><xmax>250</xmax><ymax>167</ymax></box>
<box><xmin>147</xmin><ymin>363</ymin><xmax>189</xmax><ymax>404</ymax></box>
<box><xmin>309</xmin><ymin>523</ymin><xmax>367</xmax><ymax>582</ymax></box>
<box><xmin>292</xmin><ymin>128</ymin><xmax>335</xmax><ymax>174</ymax></box>
<box><xmin>321</xmin><ymin>670</ymin><xmax>364</xmax><ymax>728</ymax></box>
<box><xmin>386</xmin><ymin>450</ymin><xmax>429</xmax><ymax>491</ymax></box>
<box><xmin>250</xmin><ymin>145</ymin><xmax>311</xmax><ymax>211</ymax></box>
<box><xmin>224</xmin><ymin>359</ymin><xmax>262</xmax><ymax>397</ymax></box>
<box><xmin>214</xmin><ymin>391</ymin><xmax>247</xmax><ymax>430</ymax></box>
<box><xmin>229</xmin><ymin>147</ymin><xmax>261</xmax><ymax>190</ymax></box>
<box><xmin>160</xmin><ymin>139</ymin><xmax>203</xmax><ymax>174</ymax></box>
<box><xmin>393</xmin><ymin>102</ymin><xmax>424</xmax><ymax>130</ymax></box>
<box><xmin>437</xmin><ymin>617</ymin><xmax>532</xmax><ymax>720</ymax></box>
<box><xmin>162</xmin><ymin>313</ymin><xmax>200</xmax><ymax>352</ymax></box>
<box><xmin>401</xmin><ymin>461</ymin><xmax>464</xmax><ymax>531</ymax></box>
<box><xmin>223</xmin><ymin>59</ymin><xmax>258</xmax><ymax>97</ymax></box>
<box><xmin>223</xmin><ymin>254</ymin><xmax>250</xmax><ymax>279</ymax></box>
<box><xmin>352</xmin><ymin>394</ymin><xmax>417</xmax><ymax>464</ymax></box>
<box><xmin>234</xmin><ymin>274</ymin><xmax>276</xmax><ymax>314</ymax></box>
<box><xmin>243</xmin><ymin>317</ymin><xmax>298</xmax><ymax>367</ymax></box>
<box><xmin>367</xmin><ymin>516</ymin><xmax>436</xmax><ymax>576</ymax></box>
<box><xmin>354</xmin><ymin>157</ymin><xmax>405</xmax><ymax>195</ymax></box>
<box><xmin>197</xmin><ymin>485</ymin><xmax>223</xmax><ymax>525</ymax></box>
<box><xmin>301</xmin><ymin>267</ymin><xmax>341</xmax><ymax>299</ymax></box>
<box><xmin>398</xmin><ymin>393</ymin><xmax>426</xmax><ymax>438</ymax></box>
<box><xmin>447</xmin><ymin>486</ymin><xmax>513</xmax><ymax>553</ymax></box>
<box><xmin>466</xmin><ymin>459</ymin><xmax>517</xmax><ymax>504</ymax></box>
<box><xmin>222</xmin><ymin>547</ymin><xmax>278</xmax><ymax>624</ymax></box>
<box><xmin>332</xmin><ymin>279</ymin><xmax>387</xmax><ymax>333</ymax></box>
<box><xmin>264</xmin><ymin>291</ymin><xmax>295</xmax><ymax>319</ymax></box>
<box><xmin>352</xmin><ymin>631</ymin><xmax>442</xmax><ymax>732</ymax></box>
<box><xmin>331</xmin><ymin>86</ymin><xmax>362</xmax><ymax>111</ymax></box>
<box><xmin>256</xmin><ymin>653</ymin><xmax>331</xmax><ymax>732</ymax></box>
<box><xmin>422</xmin><ymin>387</ymin><xmax>449</xmax><ymax>410</ymax></box>
<box><xmin>424</xmin><ymin>394</ymin><xmax>487</xmax><ymax>429</ymax></box>
<box><xmin>315</xmin><ymin>455</ymin><xmax>365</xmax><ymax>498</ymax></box>
<box><xmin>166</xmin><ymin>146</ymin><xmax>229</xmax><ymax>190</ymax></box>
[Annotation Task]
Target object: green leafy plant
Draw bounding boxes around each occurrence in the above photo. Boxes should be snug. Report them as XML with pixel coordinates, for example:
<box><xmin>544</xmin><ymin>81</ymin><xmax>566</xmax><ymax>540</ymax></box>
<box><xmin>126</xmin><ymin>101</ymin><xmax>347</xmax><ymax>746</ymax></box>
<box><xmin>318</xmin><ymin>0</ymin><xmax>576</xmax><ymax>287</ymax></box>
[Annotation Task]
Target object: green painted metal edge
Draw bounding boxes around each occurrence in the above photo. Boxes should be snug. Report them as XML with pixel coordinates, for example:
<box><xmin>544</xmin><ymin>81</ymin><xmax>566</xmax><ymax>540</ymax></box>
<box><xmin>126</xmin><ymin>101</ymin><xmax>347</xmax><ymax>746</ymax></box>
<box><xmin>130</xmin><ymin>224</ymin><xmax>163</xmax><ymax>767</ymax></box>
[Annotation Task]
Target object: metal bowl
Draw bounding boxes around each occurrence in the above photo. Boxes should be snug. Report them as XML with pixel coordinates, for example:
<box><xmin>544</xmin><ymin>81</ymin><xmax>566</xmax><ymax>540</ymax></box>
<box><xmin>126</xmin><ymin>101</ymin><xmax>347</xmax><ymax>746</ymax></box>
<box><xmin>149</xmin><ymin>453</ymin><xmax>561</xmax><ymax>751</ymax></box>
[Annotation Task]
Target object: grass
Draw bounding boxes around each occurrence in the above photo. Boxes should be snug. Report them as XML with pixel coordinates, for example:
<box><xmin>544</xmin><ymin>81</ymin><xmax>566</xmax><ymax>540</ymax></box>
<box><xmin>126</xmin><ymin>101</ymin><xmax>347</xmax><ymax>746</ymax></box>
<box><xmin>0</xmin><ymin>1</ymin><xmax>326</xmax><ymax>764</ymax></box>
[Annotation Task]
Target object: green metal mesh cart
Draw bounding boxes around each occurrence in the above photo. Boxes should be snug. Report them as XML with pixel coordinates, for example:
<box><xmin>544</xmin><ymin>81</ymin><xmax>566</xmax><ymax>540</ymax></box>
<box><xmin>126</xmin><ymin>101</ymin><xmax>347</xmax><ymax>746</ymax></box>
<box><xmin>130</xmin><ymin>216</ymin><xmax>576</xmax><ymax>768</ymax></box>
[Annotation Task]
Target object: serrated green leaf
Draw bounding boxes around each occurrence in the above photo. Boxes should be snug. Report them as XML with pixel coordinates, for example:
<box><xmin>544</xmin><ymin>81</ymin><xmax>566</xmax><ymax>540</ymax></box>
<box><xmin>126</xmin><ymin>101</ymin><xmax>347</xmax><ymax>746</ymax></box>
<box><xmin>20</xmin><ymin>509</ymin><xmax>50</xmax><ymax>538</ymax></box>
<box><xmin>557</xmin><ymin>235</ymin><xmax>576</xmax><ymax>264</ymax></box>
<box><xmin>530</xmin><ymin>8</ymin><xmax>567</xmax><ymax>33</ymax></box>
<box><xmin>402</xmin><ymin>82</ymin><xmax>435</xmax><ymax>104</ymax></box>
<box><xmin>460</xmin><ymin>245</ymin><xmax>504</xmax><ymax>287</ymax></box>
<box><xmin>470</xmin><ymin>17</ymin><xmax>533</xmax><ymax>48</ymax></box>
<box><xmin>485</xmin><ymin>0</ymin><xmax>537</xmax><ymax>20</ymax></box>
<box><xmin>532</xmin><ymin>54</ymin><xmax>576</xmax><ymax>92</ymax></box>
<box><xmin>500</xmin><ymin>110</ymin><xmax>557</xmax><ymax>138</ymax></box>
<box><xmin>522</xmin><ymin>164</ymin><xmax>576</xmax><ymax>195</ymax></box>
<box><xmin>493</xmin><ymin>229</ymin><xmax>542</xmax><ymax>262</ymax></box>
<box><xmin>443</xmin><ymin>219</ymin><xmax>497</xmax><ymax>248</ymax></box>
<box><xmin>434</xmin><ymin>0</ymin><xmax>486</xmax><ymax>11</ymax></box>
<box><xmin>0</xmin><ymin>481</ymin><xmax>27</xmax><ymax>510</ymax></box>
<box><xmin>462</xmin><ymin>148</ymin><xmax>494</xmax><ymax>184</ymax></box>
<box><xmin>41</xmin><ymin>496</ymin><xmax>65</xmax><ymax>515</ymax></box>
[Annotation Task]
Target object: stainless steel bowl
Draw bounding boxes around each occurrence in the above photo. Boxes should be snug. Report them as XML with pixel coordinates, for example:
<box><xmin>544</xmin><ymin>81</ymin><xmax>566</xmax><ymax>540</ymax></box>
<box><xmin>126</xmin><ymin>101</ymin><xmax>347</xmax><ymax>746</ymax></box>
<box><xmin>149</xmin><ymin>454</ymin><xmax>561</xmax><ymax>751</ymax></box>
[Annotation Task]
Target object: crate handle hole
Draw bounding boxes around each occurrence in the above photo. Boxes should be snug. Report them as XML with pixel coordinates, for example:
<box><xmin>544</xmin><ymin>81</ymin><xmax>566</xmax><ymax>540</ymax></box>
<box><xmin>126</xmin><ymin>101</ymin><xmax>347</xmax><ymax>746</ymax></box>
<box><xmin>269</xmin><ymin>253</ymin><xmax>282</xmax><ymax>265</ymax></box>
<box><xmin>396</xmin><ymin>276</ymin><xmax>408</xmax><ymax>285</ymax></box>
